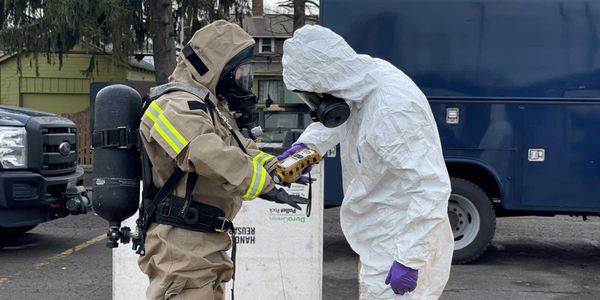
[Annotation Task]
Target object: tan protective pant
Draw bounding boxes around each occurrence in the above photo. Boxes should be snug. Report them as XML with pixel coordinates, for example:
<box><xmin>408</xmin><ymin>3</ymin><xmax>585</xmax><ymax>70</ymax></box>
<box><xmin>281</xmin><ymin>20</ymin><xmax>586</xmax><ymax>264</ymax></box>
<box><xmin>139</xmin><ymin>224</ymin><xmax>233</xmax><ymax>300</ymax></box>
<box><xmin>149</xmin><ymin>283</ymin><xmax>225</xmax><ymax>300</ymax></box>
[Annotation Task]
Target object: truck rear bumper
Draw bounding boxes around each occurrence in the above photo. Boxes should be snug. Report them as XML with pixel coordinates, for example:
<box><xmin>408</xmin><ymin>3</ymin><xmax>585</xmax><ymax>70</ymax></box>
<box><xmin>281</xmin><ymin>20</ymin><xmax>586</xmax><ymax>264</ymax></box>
<box><xmin>0</xmin><ymin>167</ymin><xmax>85</xmax><ymax>227</ymax></box>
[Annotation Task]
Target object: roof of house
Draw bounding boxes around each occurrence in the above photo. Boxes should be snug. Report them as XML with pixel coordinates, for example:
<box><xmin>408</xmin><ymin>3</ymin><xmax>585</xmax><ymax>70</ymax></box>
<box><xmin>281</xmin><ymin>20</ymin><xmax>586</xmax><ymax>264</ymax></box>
<box><xmin>243</xmin><ymin>14</ymin><xmax>318</xmax><ymax>38</ymax></box>
<box><xmin>0</xmin><ymin>51</ymin><xmax>154</xmax><ymax>72</ymax></box>
<box><xmin>128</xmin><ymin>57</ymin><xmax>155</xmax><ymax>72</ymax></box>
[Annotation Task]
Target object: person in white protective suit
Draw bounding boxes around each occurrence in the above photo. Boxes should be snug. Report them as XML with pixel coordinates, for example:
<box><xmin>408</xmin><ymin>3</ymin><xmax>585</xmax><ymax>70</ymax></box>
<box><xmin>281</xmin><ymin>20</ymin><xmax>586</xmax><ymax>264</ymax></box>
<box><xmin>279</xmin><ymin>25</ymin><xmax>454</xmax><ymax>299</ymax></box>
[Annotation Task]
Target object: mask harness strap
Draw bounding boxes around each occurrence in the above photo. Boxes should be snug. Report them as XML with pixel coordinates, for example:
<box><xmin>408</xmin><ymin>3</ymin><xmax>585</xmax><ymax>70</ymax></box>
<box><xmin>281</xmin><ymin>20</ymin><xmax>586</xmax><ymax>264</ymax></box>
<box><xmin>203</xmin><ymin>93</ymin><xmax>248</xmax><ymax>155</ymax></box>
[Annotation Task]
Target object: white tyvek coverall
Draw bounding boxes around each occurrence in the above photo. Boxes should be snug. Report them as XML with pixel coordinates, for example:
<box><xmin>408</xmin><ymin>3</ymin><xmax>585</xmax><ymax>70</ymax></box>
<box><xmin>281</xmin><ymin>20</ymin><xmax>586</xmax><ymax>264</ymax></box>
<box><xmin>282</xmin><ymin>25</ymin><xmax>454</xmax><ymax>299</ymax></box>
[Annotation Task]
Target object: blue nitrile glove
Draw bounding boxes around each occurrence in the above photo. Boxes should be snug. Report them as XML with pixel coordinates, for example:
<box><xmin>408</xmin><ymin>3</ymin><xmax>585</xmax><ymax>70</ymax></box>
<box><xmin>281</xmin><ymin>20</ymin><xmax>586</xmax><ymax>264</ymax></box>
<box><xmin>385</xmin><ymin>261</ymin><xmax>418</xmax><ymax>295</ymax></box>
<box><xmin>277</xmin><ymin>143</ymin><xmax>307</xmax><ymax>160</ymax></box>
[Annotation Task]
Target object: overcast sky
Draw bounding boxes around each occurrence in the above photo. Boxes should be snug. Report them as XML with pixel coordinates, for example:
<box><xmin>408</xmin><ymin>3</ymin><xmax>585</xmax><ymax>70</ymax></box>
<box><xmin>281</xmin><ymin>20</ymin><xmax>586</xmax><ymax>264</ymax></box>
<box><xmin>264</xmin><ymin>0</ymin><xmax>279</xmax><ymax>11</ymax></box>
<box><xmin>262</xmin><ymin>0</ymin><xmax>320</xmax><ymax>14</ymax></box>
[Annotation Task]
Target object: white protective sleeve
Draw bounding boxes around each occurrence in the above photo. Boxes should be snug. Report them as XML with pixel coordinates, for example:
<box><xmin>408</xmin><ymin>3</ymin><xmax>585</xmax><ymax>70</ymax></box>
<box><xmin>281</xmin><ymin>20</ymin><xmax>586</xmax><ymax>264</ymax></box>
<box><xmin>295</xmin><ymin>122</ymin><xmax>341</xmax><ymax>157</ymax></box>
<box><xmin>366</xmin><ymin>109</ymin><xmax>451</xmax><ymax>270</ymax></box>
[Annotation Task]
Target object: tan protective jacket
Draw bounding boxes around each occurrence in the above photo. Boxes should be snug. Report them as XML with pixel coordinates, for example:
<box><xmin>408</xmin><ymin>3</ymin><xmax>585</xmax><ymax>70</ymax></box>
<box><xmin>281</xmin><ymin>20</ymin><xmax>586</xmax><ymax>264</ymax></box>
<box><xmin>138</xmin><ymin>20</ymin><xmax>275</xmax><ymax>299</ymax></box>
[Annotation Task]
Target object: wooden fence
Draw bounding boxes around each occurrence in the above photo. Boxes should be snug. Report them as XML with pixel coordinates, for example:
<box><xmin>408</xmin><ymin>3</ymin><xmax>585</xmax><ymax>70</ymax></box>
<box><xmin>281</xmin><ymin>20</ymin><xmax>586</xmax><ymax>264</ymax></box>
<box><xmin>62</xmin><ymin>108</ymin><xmax>93</xmax><ymax>167</ymax></box>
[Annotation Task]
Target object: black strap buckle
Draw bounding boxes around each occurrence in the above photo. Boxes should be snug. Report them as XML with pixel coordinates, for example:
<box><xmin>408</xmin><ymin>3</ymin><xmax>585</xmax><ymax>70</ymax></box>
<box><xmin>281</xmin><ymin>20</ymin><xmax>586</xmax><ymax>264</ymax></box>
<box><xmin>215</xmin><ymin>217</ymin><xmax>231</xmax><ymax>233</ymax></box>
<box><xmin>116</xmin><ymin>127</ymin><xmax>128</xmax><ymax>148</ymax></box>
<box><xmin>157</xmin><ymin>202</ymin><xmax>172</xmax><ymax>216</ymax></box>
<box><xmin>92</xmin><ymin>127</ymin><xmax>139</xmax><ymax>149</ymax></box>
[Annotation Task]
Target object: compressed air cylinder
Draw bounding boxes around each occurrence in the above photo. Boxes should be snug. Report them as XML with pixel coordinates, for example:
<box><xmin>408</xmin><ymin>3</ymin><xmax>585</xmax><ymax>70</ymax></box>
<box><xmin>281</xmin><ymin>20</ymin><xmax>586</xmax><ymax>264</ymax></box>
<box><xmin>92</xmin><ymin>85</ymin><xmax>142</xmax><ymax>227</ymax></box>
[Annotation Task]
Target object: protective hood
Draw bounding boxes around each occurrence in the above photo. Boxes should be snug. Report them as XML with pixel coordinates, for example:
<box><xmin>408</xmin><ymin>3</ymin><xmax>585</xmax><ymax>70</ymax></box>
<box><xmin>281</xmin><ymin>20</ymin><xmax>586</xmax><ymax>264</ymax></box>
<box><xmin>169</xmin><ymin>20</ymin><xmax>255</xmax><ymax>97</ymax></box>
<box><xmin>282</xmin><ymin>25</ymin><xmax>386</xmax><ymax>103</ymax></box>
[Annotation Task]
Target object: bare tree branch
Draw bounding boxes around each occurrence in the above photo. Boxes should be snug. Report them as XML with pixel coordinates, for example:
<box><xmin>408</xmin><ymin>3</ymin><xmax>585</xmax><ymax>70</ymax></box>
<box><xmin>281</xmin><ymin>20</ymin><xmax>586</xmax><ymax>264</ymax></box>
<box><xmin>262</xmin><ymin>16</ymin><xmax>293</xmax><ymax>36</ymax></box>
<box><xmin>305</xmin><ymin>0</ymin><xmax>320</xmax><ymax>8</ymax></box>
<box><xmin>279</xmin><ymin>23</ymin><xmax>292</xmax><ymax>35</ymax></box>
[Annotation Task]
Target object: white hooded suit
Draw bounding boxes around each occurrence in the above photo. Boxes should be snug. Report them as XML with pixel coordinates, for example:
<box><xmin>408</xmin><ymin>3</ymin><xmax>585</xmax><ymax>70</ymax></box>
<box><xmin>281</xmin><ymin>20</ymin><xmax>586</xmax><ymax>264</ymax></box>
<box><xmin>282</xmin><ymin>25</ymin><xmax>454</xmax><ymax>299</ymax></box>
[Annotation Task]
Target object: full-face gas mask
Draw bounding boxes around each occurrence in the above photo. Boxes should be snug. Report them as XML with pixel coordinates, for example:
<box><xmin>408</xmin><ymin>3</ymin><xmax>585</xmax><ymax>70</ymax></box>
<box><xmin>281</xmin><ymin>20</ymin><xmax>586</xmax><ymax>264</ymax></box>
<box><xmin>216</xmin><ymin>47</ymin><xmax>259</xmax><ymax>137</ymax></box>
<box><xmin>294</xmin><ymin>91</ymin><xmax>351</xmax><ymax>128</ymax></box>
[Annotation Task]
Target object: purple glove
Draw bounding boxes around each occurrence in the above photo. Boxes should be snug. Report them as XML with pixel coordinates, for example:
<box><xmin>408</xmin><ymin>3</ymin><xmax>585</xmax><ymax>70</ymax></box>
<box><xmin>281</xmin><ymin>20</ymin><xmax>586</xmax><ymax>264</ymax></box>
<box><xmin>277</xmin><ymin>143</ymin><xmax>307</xmax><ymax>160</ymax></box>
<box><xmin>385</xmin><ymin>261</ymin><xmax>418</xmax><ymax>295</ymax></box>
<box><xmin>277</xmin><ymin>144</ymin><xmax>313</xmax><ymax>185</ymax></box>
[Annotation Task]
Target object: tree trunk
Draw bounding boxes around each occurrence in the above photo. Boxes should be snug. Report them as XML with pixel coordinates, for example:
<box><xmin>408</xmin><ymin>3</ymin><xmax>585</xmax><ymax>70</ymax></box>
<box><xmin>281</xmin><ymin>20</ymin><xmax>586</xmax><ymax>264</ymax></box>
<box><xmin>293</xmin><ymin>0</ymin><xmax>306</xmax><ymax>32</ymax></box>
<box><xmin>151</xmin><ymin>0</ymin><xmax>177</xmax><ymax>84</ymax></box>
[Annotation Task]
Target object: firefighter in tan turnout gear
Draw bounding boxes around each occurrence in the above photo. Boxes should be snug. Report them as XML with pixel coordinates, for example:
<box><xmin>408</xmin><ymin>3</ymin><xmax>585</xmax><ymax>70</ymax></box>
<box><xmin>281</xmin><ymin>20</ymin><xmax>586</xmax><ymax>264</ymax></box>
<box><xmin>137</xmin><ymin>20</ymin><xmax>307</xmax><ymax>300</ymax></box>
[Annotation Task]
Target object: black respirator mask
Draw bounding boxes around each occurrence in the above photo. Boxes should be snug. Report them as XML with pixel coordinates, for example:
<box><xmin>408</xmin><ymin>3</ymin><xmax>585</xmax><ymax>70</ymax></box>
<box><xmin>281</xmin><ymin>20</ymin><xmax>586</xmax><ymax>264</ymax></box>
<box><xmin>217</xmin><ymin>60</ymin><xmax>258</xmax><ymax>134</ymax></box>
<box><xmin>294</xmin><ymin>91</ymin><xmax>351</xmax><ymax>128</ymax></box>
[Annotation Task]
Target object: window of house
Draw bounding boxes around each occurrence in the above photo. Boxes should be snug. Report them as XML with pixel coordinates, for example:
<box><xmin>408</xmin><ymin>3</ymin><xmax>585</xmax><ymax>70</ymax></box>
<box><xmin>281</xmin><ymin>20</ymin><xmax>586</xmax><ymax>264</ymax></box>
<box><xmin>258</xmin><ymin>80</ymin><xmax>282</xmax><ymax>103</ymax></box>
<box><xmin>259</xmin><ymin>38</ymin><xmax>274</xmax><ymax>53</ymax></box>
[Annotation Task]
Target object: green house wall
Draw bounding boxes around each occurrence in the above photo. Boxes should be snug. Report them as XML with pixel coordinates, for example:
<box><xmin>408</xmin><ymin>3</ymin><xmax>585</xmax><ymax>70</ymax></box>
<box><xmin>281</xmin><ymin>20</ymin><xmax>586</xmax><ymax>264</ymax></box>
<box><xmin>0</xmin><ymin>52</ymin><xmax>154</xmax><ymax>114</ymax></box>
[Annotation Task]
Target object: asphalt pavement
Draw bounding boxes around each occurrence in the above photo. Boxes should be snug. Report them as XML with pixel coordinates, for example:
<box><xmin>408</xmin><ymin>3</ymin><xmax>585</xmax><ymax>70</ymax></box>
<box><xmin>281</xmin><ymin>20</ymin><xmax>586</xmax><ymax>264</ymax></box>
<box><xmin>443</xmin><ymin>215</ymin><xmax>600</xmax><ymax>300</ymax></box>
<box><xmin>1</xmin><ymin>207</ymin><xmax>599</xmax><ymax>300</ymax></box>
<box><xmin>0</xmin><ymin>213</ymin><xmax>111</xmax><ymax>300</ymax></box>
<box><xmin>323</xmin><ymin>207</ymin><xmax>600</xmax><ymax>300</ymax></box>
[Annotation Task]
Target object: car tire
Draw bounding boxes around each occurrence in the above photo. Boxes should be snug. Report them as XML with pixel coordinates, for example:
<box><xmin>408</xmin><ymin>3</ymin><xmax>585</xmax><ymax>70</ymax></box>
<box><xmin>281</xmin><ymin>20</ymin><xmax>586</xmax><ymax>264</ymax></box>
<box><xmin>0</xmin><ymin>224</ymin><xmax>38</xmax><ymax>236</ymax></box>
<box><xmin>448</xmin><ymin>177</ymin><xmax>496</xmax><ymax>264</ymax></box>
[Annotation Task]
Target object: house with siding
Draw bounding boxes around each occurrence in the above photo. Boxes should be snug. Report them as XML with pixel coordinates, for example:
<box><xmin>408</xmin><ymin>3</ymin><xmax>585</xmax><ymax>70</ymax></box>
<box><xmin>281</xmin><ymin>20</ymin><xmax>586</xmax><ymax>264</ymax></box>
<box><xmin>0</xmin><ymin>49</ymin><xmax>154</xmax><ymax>115</ymax></box>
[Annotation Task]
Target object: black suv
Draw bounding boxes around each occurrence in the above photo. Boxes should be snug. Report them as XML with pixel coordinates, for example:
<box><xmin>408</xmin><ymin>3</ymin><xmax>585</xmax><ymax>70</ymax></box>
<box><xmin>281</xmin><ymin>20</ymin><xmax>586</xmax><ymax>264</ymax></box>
<box><xmin>0</xmin><ymin>105</ymin><xmax>89</xmax><ymax>235</ymax></box>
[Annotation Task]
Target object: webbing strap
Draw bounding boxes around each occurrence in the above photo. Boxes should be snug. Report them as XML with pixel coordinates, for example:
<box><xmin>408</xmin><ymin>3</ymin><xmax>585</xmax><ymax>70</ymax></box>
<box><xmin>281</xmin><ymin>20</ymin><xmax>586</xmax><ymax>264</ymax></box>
<box><xmin>202</xmin><ymin>93</ymin><xmax>248</xmax><ymax>155</ymax></box>
<box><xmin>307</xmin><ymin>172</ymin><xmax>313</xmax><ymax>217</ymax></box>
<box><xmin>230</xmin><ymin>223</ymin><xmax>237</xmax><ymax>300</ymax></box>
<box><xmin>136</xmin><ymin>143</ymin><xmax>154</xmax><ymax>255</ymax></box>
<box><xmin>146</xmin><ymin>168</ymin><xmax>185</xmax><ymax>219</ymax></box>
<box><xmin>180</xmin><ymin>172</ymin><xmax>199</xmax><ymax>217</ymax></box>
<box><xmin>148</xmin><ymin>83</ymin><xmax>209</xmax><ymax>101</ymax></box>
<box><xmin>92</xmin><ymin>127</ymin><xmax>139</xmax><ymax>149</ymax></box>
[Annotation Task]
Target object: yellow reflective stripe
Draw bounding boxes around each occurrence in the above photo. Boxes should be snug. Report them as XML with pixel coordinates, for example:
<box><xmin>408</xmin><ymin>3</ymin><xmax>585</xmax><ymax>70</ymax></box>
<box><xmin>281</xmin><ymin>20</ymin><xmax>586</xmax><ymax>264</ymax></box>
<box><xmin>251</xmin><ymin>166</ymin><xmax>268</xmax><ymax>200</ymax></box>
<box><xmin>251</xmin><ymin>152</ymin><xmax>274</xmax><ymax>199</ymax></box>
<box><xmin>144</xmin><ymin>108</ymin><xmax>158</xmax><ymax>123</ymax></box>
<box><xmin>259</xmin><ymin>153</ymin><xmax>275</xmax><ymax>166</ymax></box>
<box><xmin>243</xmin><ymin>160</ymin><xmax>260</xmax><ymax>200</ymax></box>
<box><xmin>150</xmin><ymin>101</ymin><xmax>163</xmax><ymax>114</ymax></box>
<box><xmin>154</xmin><ymin>122</ymin><xmax>181</xmax><ymax>153</ymax></box>
<box><xmin>158</xmin><ymin>113</ymin><xmax>188</xmax><ymax>147</ymax></box>
<box><xmin>243</xmin><ymin>153</ymin><xmax>266</xmax><ymax>200</ymax></box>
<box><xmin>145</xmin><ymin>101</ymin><xmax>189</xmax><ymax>154</ymax></box>
<box><xmin>253</xmin><ymin>152</ymin><xmax>266</xmax><ymax>165</ymax></box>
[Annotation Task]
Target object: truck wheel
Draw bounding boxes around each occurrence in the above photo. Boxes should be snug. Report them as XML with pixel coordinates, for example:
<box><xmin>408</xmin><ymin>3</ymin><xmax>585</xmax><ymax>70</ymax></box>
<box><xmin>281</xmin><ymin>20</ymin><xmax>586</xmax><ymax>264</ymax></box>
<box><xmin>0</xmin><ymin>225</ymin><xmax>38</xmax><ymax>236</ymax></box>
<box><xmin>448</xmin><ymin>178</ymin><xmax>496</xmax><ymax>264</ymax></box>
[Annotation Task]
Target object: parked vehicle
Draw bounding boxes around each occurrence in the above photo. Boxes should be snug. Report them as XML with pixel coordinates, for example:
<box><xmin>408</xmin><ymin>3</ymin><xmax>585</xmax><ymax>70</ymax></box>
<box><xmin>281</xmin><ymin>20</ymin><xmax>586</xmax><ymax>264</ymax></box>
<box><xmin>0</xmin><ymin>105</ymin><xmax>90</xmax><ymax>236</ymax></box>
<box><xmin>321</xmin><ymin>0</ymin><xmax>600</xmax><ymax>263</ymax></box>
